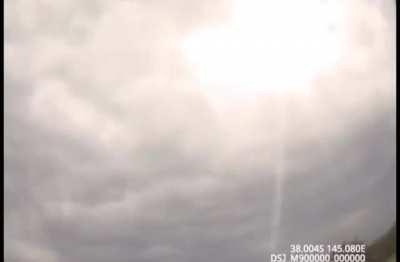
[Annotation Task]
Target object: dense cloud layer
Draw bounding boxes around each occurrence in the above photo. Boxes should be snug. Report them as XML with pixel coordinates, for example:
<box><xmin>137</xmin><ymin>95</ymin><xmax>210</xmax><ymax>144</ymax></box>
<box><xmin>5</xmin><ymin>0</ymin><xmax>395</xmax><ymax>261</ymax></box>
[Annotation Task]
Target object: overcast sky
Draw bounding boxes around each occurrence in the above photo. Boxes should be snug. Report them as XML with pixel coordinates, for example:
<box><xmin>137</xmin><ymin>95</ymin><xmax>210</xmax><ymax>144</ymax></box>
<box><xmin>4</xmin><ymin>0</ymin><xmax>396</xmax><ymax>261</ymax></box>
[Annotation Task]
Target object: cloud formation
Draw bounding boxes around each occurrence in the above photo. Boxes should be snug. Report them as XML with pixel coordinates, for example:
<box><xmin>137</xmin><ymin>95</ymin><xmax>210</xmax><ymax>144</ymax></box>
<box><xmin>5</xmin><ymin>0</ymin><xmax>395</xmax><ymax>261</ymax></box>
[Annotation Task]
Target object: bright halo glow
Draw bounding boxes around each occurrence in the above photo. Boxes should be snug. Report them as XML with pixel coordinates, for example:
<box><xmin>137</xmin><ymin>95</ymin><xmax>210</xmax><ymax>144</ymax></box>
<box><xmin>182</xmin><ymin>0</ymin><xmax>346</xmax><ymax>98</ymax></box>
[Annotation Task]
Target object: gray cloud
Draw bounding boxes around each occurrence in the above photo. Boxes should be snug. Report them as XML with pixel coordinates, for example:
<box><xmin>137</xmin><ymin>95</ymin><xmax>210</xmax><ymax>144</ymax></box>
<box><xmin>4</xmin><ymin>0</ymin><xmax>396</xmax><ymax>261</ymax></box>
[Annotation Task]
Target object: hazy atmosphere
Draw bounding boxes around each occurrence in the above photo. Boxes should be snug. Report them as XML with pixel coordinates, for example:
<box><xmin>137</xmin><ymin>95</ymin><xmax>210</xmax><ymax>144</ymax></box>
<box><xmin>4</xmin><ymin>0</ymin><xmax>396</xmax><ymax>261</ymax></box>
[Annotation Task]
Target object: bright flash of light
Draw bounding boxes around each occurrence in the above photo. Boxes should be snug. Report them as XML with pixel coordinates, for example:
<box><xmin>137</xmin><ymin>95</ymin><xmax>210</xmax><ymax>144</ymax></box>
<box><xmin>182</xmin><ymin>0</ymin><xmax>346</xmax><ymax>98</ymax></box>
